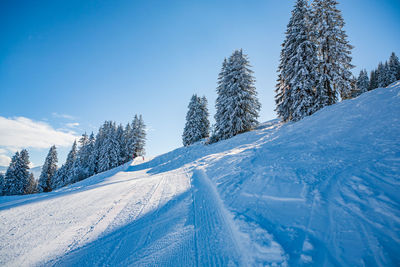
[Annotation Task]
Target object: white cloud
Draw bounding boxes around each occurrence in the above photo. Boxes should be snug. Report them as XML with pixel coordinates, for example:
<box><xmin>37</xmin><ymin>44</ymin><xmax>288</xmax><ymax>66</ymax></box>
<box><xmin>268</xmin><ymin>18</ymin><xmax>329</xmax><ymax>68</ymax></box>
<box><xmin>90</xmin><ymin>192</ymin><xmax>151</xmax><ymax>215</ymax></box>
<box><xmin>66</xmin><ymin>122</ymin><xmax>80</xmax><ymax>128</ymax></box>
<box><xmin>0</xmin><ymin>116</ymin><xmax>78</xmax><ymax>151</ymax></box>
<box><xmin>52</xmin><ymin>112</ymin><xmax>75</xmax><ymax>120</ymax></box>
<box><xmin>0</xmin><ymin>154</ymin><xmax>11</xmax><ymax>166</ymax></box>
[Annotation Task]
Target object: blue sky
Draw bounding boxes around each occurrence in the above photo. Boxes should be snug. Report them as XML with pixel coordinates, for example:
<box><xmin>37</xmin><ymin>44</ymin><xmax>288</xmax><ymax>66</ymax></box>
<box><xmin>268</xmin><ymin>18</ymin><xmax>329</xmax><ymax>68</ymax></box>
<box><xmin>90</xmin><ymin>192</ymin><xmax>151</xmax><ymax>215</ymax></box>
<box><xmin>1</xmin><ymin>0</ymin><xmax>399</xmax><ymax>167</ymax></box>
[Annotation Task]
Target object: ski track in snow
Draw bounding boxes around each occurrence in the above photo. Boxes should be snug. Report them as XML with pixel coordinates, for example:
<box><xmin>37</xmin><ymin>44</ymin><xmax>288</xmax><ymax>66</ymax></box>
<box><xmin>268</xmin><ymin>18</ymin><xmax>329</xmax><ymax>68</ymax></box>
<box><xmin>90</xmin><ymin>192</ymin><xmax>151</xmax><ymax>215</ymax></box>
<box><xmin>1</xmin><ymin>84</ymin><xmax>400</xmax><ymax>266</ymax></box>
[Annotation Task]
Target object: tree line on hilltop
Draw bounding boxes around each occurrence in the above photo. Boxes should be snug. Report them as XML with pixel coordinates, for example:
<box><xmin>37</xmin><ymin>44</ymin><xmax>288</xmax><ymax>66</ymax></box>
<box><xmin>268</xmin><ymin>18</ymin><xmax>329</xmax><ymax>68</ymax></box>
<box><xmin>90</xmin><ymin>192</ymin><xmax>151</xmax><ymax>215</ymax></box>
<box><xmin>0</xmin><ymin>115</ymin><xmax>146</xmax><ymax>196</ymax></box>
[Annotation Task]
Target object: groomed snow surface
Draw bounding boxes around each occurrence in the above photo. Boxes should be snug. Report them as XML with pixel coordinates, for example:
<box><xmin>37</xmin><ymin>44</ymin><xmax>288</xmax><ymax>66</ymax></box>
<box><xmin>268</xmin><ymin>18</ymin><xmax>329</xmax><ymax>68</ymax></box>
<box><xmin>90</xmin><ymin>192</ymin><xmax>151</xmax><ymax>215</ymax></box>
<box><xmin>1</xmin><ymin>82</ymin><xmax>400</xmax><ymax>266</ymax></box>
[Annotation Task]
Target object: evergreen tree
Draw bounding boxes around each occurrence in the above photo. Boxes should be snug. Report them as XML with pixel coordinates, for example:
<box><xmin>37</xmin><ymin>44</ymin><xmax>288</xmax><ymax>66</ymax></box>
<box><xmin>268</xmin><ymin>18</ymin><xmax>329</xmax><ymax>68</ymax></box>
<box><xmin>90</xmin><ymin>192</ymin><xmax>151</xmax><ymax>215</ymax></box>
<box><xmin>5</xmin><ymin>149</ymin><xmax>31</xmax><ymax>195</ymax></box>
<box><xmin>344</xmin><ymin>75</ymin><xmax>357</xmax><ymax>100</ymax></box>
<box><xmin>52</xmin><ymin>166</ymin><xmax>65</xmax><ymax>189</ymax></box>
<box><xmin>214</xmin><ymin>49</ymin><xmax>260</xmax><ymax>141</ymax></box>
<box><xmin>183</xmin><ymin>95</ymin><xmax>196</xmax><ymax>146</ymax></box>
<box><xmin>72</xmin><ymin>133</ymin><xmax>98</xmax><ymax>182</ymax></box>
<box><xmin>199</xmin><ymin>96</ymin><xmax>210</xmax><ymax>139</ymax></box>
<box><xmin>65</xmin><ymin>141</ymin><xmax>78</xmax><ymax>184</ymax></box>
<box><xmin>132</xmin><ymin>115</ymin><xmax>146</xmax><ymax>157</ymax></box>
<box><xmin>124</xmin><ymin>122</ymin><xmax>135</xmax><ymax>160</ymax></box>
<box><xmin>94</xmin><ymin>122</ymin><xmax>107</xmax><ymax>172</ymax></box>
<box><xmin>353</xmin><ymin>69</ymin><xmax>369</xmax><ymax>97</ymax></box>
<box><xmin>276</xmin><ymin>0</ymin><xmax>318</xmax><ymax>122</ymax></box>
<box><xmin>116</xmin><ymin>124</ymin><xmax>125</xmax><ymax>165</ymax></box>
<box><xmin>75</xmin><ymin>133</ymin><xmax>90</xmax><ymax>181</ymax></box>
<box><xmin>214</xmin><ymin>58</ymin><xmax>230</xmax><ymax>140</ymax></box>
<box><xmin>18</xmin><ymin>149</ymin><xmax>31</xmax><ymax>194</ymax></box>
<box><xmin>388</xmin><ymin>52</ymin><xmax>400</xmax><ymax>80</ymax></box>
<box><xmin>275</xmin><ymin>73</ymin><xmax>287</xmax><ymax>121</ymax></box>
<box><xmin>369</xmin><ymin>69</ymin><xmax>378</xmax><ymax>90</ymax></box>
<box><xmin>385</xmin><ymin>61</ymin><xmax>397</xmax><ymax>86</ymax></box>
<box><xmin>4</xmin><ymin>152</ymin><xmax>19</xmax><ymax>195</ymax></box>
<box><xmin>311</xmin><ymin>0</ymin><xmax>354</xmax><ymax>105</ymax></box>
<box><xmin>108</xmin><ymin>122</ymin><xmax>120</xmax><ymax>168</ymax></box>
<box><xmin>182</xmin><ymin>95</ymin><xmax>210</xmax><ymax>146</ymax></box>
<box><xmin>54</xmin><ymin>141</ymin><xmax>77</xmax><ymax>188</ymax></box>
<box><xmin>26</xmin><ymin>173</ymin><xmax>37</xmax><ymax>194</ymax></box>
<box><xmin>134</xmin><ymin>115</ymin><xmax>146</xmax><ymax>156</ymax></box>
<box><xmin>38</xmin><ymin>145</ymin><xmax>58</xmax><ymax>192</ymax></box>
<box><xmin>87</xmin><ymin>132</ymin><xmax>97</xmax><ymax>176</ymax></box>
<box><xmin>97</xmin><ymin>121</ymin><xmax>119</xmax><ymax>172</ymax></box>
<box><xmin>377</xmin><ymin>62</ymin><xmax>386</xmax><ymax>88</ymax></box>
<box><xmin>93</xmin><ymin>123</ymin><xmax>106</xmax><ymax>172</ymax></box>
<box><xmin>0</xmin><ymin>173</ymin><xmax>4</xmax><ymax>196</ymax></box>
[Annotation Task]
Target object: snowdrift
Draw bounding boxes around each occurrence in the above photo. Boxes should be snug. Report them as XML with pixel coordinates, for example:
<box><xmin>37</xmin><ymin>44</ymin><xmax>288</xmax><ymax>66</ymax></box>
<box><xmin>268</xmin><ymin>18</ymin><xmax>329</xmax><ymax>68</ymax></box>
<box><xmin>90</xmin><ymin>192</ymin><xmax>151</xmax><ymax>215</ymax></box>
<box><xmin>0</xmin><ymin>82</ymin><xmax>399</xmax><ymax>266</ymax></box>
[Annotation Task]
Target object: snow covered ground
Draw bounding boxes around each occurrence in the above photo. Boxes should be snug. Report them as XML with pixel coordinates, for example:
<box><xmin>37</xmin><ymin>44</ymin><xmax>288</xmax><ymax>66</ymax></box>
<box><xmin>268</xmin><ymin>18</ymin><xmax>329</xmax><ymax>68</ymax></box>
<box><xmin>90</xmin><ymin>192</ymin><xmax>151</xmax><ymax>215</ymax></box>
<box><xmin>1</xmin><ymin>82</ymin><xmax>399</xmax><ymax>266</ymax></box>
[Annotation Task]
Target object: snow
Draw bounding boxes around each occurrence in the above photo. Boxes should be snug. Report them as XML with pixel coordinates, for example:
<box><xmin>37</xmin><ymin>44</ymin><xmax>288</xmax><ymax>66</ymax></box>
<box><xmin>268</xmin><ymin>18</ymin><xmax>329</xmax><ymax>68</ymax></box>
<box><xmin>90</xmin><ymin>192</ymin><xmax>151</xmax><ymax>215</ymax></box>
<box><xmin>1</xmin><ymin>84</ymin><xmax>400</xmax><ymax>266</ymax></box>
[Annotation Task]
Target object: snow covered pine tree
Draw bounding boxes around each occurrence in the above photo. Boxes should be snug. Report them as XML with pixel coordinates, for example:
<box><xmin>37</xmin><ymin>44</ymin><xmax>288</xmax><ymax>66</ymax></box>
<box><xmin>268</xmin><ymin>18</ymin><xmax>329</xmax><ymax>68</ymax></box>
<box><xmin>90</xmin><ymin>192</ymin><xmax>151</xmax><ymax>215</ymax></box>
<box><xmin>38</xmin><ymin>145</ymin><xmax>58</xmax><ymax>192</ymax></box>
<box><xmin>97</xmin><ymin>121</ymin><xmax>120</xmax><ymax>173</ymax></box>
<box><xmin>3</xmin><ymin>152</ymin><xmax>19</xmax><ymax>195</ymax></box>
<box><xmin>214</xmin><ymin>49</ymin><xmax>260</xmax><ymax>141</ymax></box>
<box><xmin>26</xmin><ymin>173</ymin><xmax>37</xmax><ymax>194</ymax></box>
<box><xmin>369</xmin><ymin>69</ymin><xmax>378</xmax><ymax>91</ymax></box>
<box><xmin>116</xmin><ymin>124</ymin><xmax>126</xmax><ymax>165</ymax></box>
<box><xmin>276</xmin><ymin>0</ymin><xmax>318</xmax><ymax>122</ymax></box>
<box><xmin>389</xmin><ymin>52</ymin><xmax>400</xmax><ymax>81</ymax></box>
<box><xmin>182</xmin><ymin>94</ymin><xmax>210</xmax><ymax>146</ymax></box>
<box><xmin>0</xmin><ymin>172</ymin><xmax>4</xmax><ymax>195</ymax></box>
<box><xmin>311</xmin><ymin>0</ymin><xmax>354</xmax><ymax>106</ymax></box>
<box><xmin>132</xmin><ymin>115</ymin><xmax>146</xmax><ymax>157</ymax></box>
<box><xmin>72</xmin><ymin>133</ymin><xmax>93</xmax><ymax>182</ymax></box>
<box><xmin>353</xmin><ymin>69</ymin><xmax>369</xmax><ymax>98</ymax></box>
<box><xmin>199</xmin><ymin>96</ymin><xmax>210</xmax><ymax>140</ymax></box>
<box><xmin>4</xmin><ymin>150</ymin><xmax>31</xmax><ymax>195</ymax></box>
<box><xmin>52</xmin><ymin>141</ymin><xmax>77</xmax><ymax>189</ymax></box>
<box><xmin>377</xmin><ymin>62</ymin><xmax>389</xmax><ymax>88</ymax></box>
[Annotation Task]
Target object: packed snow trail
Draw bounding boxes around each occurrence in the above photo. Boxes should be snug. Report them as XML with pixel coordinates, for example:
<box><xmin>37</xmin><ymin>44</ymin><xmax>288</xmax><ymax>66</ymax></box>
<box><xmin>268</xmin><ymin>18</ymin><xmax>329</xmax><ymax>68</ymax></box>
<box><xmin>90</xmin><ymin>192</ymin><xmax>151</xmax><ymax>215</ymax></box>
<box><xmin>1</xmin><ymin>161</ymin><xmax>279</xmax><ymax>266</ymax></box>
<box><xmin>1</xmin><ymin>83</ymin><xmax>400</xmax><ymax>266</ymax></box>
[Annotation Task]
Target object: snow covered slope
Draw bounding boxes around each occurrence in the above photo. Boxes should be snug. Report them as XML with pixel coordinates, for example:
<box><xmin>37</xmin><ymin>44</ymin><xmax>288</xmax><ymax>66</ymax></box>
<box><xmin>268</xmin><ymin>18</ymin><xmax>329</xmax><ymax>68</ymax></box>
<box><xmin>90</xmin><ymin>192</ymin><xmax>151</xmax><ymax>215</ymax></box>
<box><xmin>0</xmin><ymin>83</ymin><xmax>399</xmax><ymax>266</ymax></box>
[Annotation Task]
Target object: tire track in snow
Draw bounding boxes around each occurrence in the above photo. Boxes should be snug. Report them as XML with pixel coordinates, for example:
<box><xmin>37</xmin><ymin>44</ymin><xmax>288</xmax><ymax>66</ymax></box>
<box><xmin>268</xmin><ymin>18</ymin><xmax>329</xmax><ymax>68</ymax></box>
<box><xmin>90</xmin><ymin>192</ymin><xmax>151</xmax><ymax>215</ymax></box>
<box><xmin>21</xmin><ymin>170</ymin><xmax>156</xmax><ymax>267</ymax></box>
<box><xmin>67</xmin><ymin>180</ymin><xmax>141</xmax><ymax>250</ymax></box>
<box><xmin>124</xmin><ymin>170</ymin><xmax>195</xmax><ymax>267</ymax></box>
<box><xmin>191</xmin><ymin>168</ymin><xmax>287</xmax><ymax>266</ymax></box>
<box><xmin>21</xmin><ymin>179</ymin><xmax>141</xmax><ymax>266</ymax></box>
<box><xmin>190</xmin><ymin>168</ymin><xmax>248</xmax><ymax>266</ymax></box>
<box><xmin>102</xmin><ymin>174</ymin><xmax>169</xmax><ymax>266</ymax></box>
<box><xmin>50</xmin><ymin>169</ymin><xmax>193</xmax><ymax>267</ymax></box>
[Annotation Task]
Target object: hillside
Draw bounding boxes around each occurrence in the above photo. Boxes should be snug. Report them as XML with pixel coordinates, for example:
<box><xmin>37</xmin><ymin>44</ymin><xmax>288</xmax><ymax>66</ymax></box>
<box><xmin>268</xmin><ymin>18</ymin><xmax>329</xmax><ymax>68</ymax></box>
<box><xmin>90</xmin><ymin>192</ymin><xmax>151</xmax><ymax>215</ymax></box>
<box><xmin>0</xmin><ymin>82</ymin><xmax>399</xmax><ymax>266</ymax></box>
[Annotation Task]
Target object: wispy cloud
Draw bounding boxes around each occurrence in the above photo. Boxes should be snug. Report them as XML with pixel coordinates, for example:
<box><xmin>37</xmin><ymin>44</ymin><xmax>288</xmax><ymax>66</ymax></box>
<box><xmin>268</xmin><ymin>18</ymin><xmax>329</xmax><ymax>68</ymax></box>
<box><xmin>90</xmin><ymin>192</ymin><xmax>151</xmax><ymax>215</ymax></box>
<box><xmin>52</xmin><ymin>112</ymin><xmax>75</xmax><ymax>120</ymax></box>
<box><xmin>66</xmin><ymin>122</ymin><xmax>80</xmax><ymax>128</ymax></box>
<box><xmin>0</xmin><ymin>116</ymin><xmax>78</xmax><ymax>152</ymax></box>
